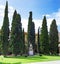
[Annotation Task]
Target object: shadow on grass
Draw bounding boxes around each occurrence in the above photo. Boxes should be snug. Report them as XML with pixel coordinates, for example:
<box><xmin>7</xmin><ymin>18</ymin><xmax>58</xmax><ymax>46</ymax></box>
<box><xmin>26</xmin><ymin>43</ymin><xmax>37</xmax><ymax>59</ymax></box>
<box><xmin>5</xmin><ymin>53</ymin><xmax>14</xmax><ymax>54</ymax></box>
<box><xmin>0</xmin><ymin>62</ymin><xmax>22</xmax><ymax>64</ymax></box>
<box><xmin>0</xmin><ymin>62</ymin><xmax>3</xmax><ymax>64</ymax></box>
<box><xmin>5</xmin><ymin>56</ymin><xmax>26</xmax><ymax>59</ymax></box>
<box><xmin>1</xmin><ymin>55</ymin><xmax>48</xmax><ymax>63</ymax></box>
<box><xmin>5</xmin><ymin>55</ymin><xmax>47</xmax><ymax>60</ymax></box>
<box><xmin>25</xmin><ymin>55</ymin><xmax>47</xmax><ymax>61</ymax></box>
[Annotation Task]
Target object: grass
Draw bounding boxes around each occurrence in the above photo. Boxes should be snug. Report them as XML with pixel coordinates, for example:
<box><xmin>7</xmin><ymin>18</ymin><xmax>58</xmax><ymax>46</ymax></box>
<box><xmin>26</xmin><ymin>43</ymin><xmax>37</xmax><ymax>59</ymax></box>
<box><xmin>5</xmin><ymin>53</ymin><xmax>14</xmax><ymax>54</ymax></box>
<box><xmin>0</xmin><ymin>55</ymin><xmax>60</xmax><ymax>64</ymax></box>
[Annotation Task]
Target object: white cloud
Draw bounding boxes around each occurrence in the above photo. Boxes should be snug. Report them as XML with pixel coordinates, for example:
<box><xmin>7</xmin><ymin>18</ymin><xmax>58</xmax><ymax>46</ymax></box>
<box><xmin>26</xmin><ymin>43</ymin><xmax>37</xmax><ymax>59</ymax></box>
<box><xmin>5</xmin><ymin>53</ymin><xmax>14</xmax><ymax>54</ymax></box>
<box><xmin>21</xmin><ymin>19</ymin><xmax>28</xmax><ymax>32</ymax></box>
<box><xmin>23</xmin><ymin>9</ymin><xmax>60</xmax><ymax>33</ymax></box>
<box><xmin>8</xmin><ymin>6</ymin><xmax>15</xmax><ymax>29</ymax></box>
<box><xmin>0</xmin><ymin>5</ymin><xmax>15</xmax><ymax>30</ymax></box>
<box><xmin>0</xmin><ymin>4</ymin><xmax>42</xmax><ymax>33</ymax></box>
<box><xmin>45</xmin><ymin>9</ymin><xmax>60</xmax><ymax>32</ymax></box>
<box><xmin>0</xmin><ymin>4</ymin><xmax>60</xmax><ymax>33</ymax></box>
<box><xmin>33</xmin><ymin>19</ymin><xmax>42</xmax><ymax>33</ymax></box>
<box><xmin>21</xmin><ymin>19</ymin><xmax>42</xmax><ymax>33</ymax></box>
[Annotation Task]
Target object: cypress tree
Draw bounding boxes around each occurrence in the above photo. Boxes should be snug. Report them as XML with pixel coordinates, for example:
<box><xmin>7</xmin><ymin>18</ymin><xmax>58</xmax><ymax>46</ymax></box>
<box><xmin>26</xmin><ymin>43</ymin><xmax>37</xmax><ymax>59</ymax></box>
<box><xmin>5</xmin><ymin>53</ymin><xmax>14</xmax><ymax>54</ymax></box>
<box><xmin>41</xmin><ymin>16</ymin><xmax>49</xmax><ymax>54</ymax></box>
<box><xmin>37</xmin><ymin>27</ymin><xmax>41</xmax><ymax>54</ymax></box>
<box><xmin>1</xmin><ymin>1</ymin><xmax>9</xmax><ymax>56</ymax></box>
<box><xmin>0</xmin><ymin>30</ymin><xmax>2</xmax><ymax>54</ymax></box>
<box><xmin>14</xmin><ymin>14</ymin><xmax>22</xmax><ymax>55</ymax></box>
<box><xmin>31</xmin><ymin>22</ymin><xmax>36</xmax><ymax>54</ymax></box>
<box><xmin>11</xmin><ymin>10</ymin><xmax>17</xmax><ymax>55</ymax></box>
<box><xmin>22</xmin><ymin>28</ymin><xmax>25</xmax><ymax>54</ymax></box>
<box><xmin>27</xmin><ymin>11</ymin><xmax>33</xmax><ymax>52</ymax></box>
<box><xmin>28</xmin><ymin>11</ymin><xmax>32</xmax><ymax>44</ymax></box>
<box><xmin>17</xmin><ymin>14</ymin><xmax>23</xmax><ymax>55</ymax></box>
<box><xmin>27</xmin><ymin>11</ymin><xmax>35</xmax><ymax>54</ymax></box>
<box><xmin>11</xmin><ymin>11</ymin><xmax>23</xmax><ymax>56</ymax></box>
<box><xmin>49</xmin><ymin>19</ymin><xmax>58</xmax><ymax>55</ymax></box>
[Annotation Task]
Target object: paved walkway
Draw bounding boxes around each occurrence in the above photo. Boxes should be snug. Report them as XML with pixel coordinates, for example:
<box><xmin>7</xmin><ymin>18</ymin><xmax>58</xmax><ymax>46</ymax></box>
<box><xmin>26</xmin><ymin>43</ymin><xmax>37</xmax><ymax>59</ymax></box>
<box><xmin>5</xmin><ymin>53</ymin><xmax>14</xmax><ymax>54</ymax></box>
<box><xmin>29</xmin><ymin>60</ymin><xmax>60</xmax><ymax>64</ymax></box>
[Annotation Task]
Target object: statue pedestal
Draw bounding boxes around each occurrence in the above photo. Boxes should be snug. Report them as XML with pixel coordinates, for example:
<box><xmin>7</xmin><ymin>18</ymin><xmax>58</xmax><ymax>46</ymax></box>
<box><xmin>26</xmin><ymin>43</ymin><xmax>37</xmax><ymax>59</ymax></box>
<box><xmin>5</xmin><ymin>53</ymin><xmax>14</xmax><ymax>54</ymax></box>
<box><xmin>58</xmin><ymin>44</ymin><xmax>60</xmax><ymax>55</ymax></box>
<box><xmin>29</xmin><ymin>50</ymin><xmax>33</xmax><ymax>56</ymax></box>
<box><xmin>28</xmin><ymin>44</ymin><xmax>33</xmax><ymax>56</ymax></box>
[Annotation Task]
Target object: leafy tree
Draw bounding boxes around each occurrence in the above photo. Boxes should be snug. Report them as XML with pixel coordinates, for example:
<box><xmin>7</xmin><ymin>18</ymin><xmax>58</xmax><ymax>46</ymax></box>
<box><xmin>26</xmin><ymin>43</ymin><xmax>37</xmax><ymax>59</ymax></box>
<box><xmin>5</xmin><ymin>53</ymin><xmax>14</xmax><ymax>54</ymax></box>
<box><xmin>49</xmin><ymin>19</ymin><xmax>58</xmax><ymax>55</ymax></box>
<box><xmin>1</xmin><ymin>1</ymin><xmax>9</xmax><ymax>56</ymax></box>
<box><xmin>41</xmin><ymin>16</ymin><xmax>49</xmax><ymax>54</ymax></box>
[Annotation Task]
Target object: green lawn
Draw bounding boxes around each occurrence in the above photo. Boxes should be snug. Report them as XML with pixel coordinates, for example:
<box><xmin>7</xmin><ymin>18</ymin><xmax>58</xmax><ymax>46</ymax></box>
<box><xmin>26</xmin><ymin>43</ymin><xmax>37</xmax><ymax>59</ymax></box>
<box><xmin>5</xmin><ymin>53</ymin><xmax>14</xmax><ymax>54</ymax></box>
<box><xmin>0</xmin><ymin>55</ymin><xmax>60</xmax><ymax>64</ymax></box>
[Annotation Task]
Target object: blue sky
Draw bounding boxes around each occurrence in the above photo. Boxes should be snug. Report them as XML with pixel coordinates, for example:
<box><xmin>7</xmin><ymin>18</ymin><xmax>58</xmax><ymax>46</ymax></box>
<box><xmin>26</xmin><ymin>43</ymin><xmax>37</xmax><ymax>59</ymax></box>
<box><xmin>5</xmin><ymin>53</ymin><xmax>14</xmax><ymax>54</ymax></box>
<box><xmin>2</xmin><ymin>0</ymin><xmax>60</xmax><ymax>19</ymax></box>
<box><xmin>0</xmin><ymin>0</ymin><xmax>60</xmax><ymax>32</ymax></box>
<box><xmin>6</xmin><ymin>0</ymin><xmax>60</xmax><ymax>18</ymax></box>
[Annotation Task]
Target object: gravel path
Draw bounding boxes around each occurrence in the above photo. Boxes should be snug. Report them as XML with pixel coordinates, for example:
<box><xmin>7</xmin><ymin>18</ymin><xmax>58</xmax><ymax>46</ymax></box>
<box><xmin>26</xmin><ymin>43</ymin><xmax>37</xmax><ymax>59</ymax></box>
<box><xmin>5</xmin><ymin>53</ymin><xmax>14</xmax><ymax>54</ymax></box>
<box><xmin>29</xmin><ymin>60</ymin><xmax>60</xmax><ymax>64</ymax></box>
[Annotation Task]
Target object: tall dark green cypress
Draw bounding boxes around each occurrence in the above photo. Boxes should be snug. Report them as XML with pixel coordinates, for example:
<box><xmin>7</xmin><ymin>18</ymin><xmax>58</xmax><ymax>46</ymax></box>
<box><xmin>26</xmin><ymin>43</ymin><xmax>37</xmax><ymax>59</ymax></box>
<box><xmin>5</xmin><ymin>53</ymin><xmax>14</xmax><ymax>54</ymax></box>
<box><xmin>0</xmin><ymin>29</ymin><xmax>2</xmax><ymax>53</ymax></box>
<box><xmin>11</xmin><ymin>11</ymin><xmax>23</xmax><ymax>56</ymax></box>
<box><xmin>27</xmin><ymin>11</ymin><xmax>35</xmax><ymax>54</ymax></box>
<box><xmin>27</xmin><ymin>11</ymin><xmax>33</xmax><ymax>52</ymax></box>
<box><xmin>14</xmin><ymin>14</ymin><xmax>22</xmax><ymax>55</ymax></box>
<box><xmin>28</xmin><ymin>11</ymin><xmax>32</xmax><ymax>44</ymax></box>
<box><xmin>41</xmin><ymin>16</ymin><xmax>49</xmax><ymax>54</ymax></box>
<box><xmin>49</xmin><ymin>19</ymin><xmax>58</xmax><ymax>55</ymax></box>
<box><xmin>22</xmin><ymin>28</ymin><xmax>25</xmax><ymax>54</ymax></box>
<box><xmin>31</xmin><ymin>22</ymin><xmax>36</xmax><ymax>53</ymax></box>
<box><xmin>1</xmin><ymin>1</ymin><xmax>9</xmax><ymax>56</ymax></box>
<box><xmin>11</xmin><ymin>10</ymin><xmax>17</xmax><ymax>55</ymax></box>
<box><xmin>16</xmin><ymin>14</ymin><xmax>23</xmax><ymax>55</ymax></box>
<box><xmin>37</xmin><ymin>27</ymin><xmax>40</xmax><ymax>54</ymax></box>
